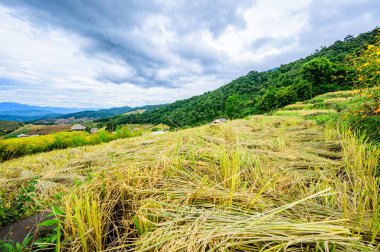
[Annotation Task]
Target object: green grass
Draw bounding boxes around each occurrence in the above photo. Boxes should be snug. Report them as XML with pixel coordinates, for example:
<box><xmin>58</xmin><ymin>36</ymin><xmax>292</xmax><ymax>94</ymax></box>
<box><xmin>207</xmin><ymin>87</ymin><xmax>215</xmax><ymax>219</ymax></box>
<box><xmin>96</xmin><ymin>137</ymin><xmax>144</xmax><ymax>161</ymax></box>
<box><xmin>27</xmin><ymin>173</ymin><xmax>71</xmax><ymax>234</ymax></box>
<box><xmin>273</xmin><ymin>111</ymin><xmax>301</xmax><ymax>116</ymax></box>
<box><xmin>282</xmin><ymin>103</ymin><xmax>315</xmax><ymax>110</ymax></box>
<box><xmin>308</xmin><ymin>90</ymin><xmax>356</xmax><ymax>104</ymax></box>
<box><xmin>274</xmin><ymin>109</ymin><xmax>336</xmax><ymax>117</ymax></box>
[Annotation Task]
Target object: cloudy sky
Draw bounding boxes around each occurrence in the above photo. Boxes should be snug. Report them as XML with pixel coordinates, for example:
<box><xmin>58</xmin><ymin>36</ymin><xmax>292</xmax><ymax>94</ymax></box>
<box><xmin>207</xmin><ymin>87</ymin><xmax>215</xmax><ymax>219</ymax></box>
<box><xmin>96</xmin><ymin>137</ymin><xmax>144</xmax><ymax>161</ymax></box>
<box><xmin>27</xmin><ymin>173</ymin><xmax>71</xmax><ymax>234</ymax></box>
<box><xmin>0</xmin><ymin>0</ymin><xmax>379</xmax><ymax>108</ymax></box>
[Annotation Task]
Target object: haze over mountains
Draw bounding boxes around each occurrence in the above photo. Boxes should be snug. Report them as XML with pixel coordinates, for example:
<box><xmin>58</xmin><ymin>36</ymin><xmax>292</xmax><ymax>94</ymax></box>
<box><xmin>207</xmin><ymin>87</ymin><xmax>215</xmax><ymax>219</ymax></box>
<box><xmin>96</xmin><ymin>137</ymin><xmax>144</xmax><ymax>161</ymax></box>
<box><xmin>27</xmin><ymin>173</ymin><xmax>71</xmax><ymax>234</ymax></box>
<box><xmin>0</xmin><ymin>102</ymin><xmax>161</xmax><ymax>122</ymax></box>
<box><xmin>0</xmin><ymin>102</ymin><xmax>84</xmax><ymax>121</ymax></box>
<box><xmin>0</xmin><ymin>102</ymin><xmax>89</xmax><ymax>114</ymax></box>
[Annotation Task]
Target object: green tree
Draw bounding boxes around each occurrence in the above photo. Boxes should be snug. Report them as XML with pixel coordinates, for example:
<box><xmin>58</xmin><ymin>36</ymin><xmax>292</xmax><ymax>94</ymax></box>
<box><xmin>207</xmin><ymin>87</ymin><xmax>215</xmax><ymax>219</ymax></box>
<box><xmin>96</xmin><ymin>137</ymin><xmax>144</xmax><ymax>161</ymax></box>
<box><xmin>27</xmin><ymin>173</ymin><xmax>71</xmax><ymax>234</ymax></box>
<box><xmin>301</xmin><ymin>57</ymin><xmax>335</xmax><ymax>95</ymax></box>
<box><xmin>293</xmin><ymin>80</ymin><xmax>313</xmax><ymax>100</ymax></box>
<box><xmin>225</xmin><ymin>94</ymin><xmax>244</xmax><ymax>119</ymax></box>
<box><xmin>256</xmin><ymin>87</ymin><xmax>278</xmax><ymax>113</ymax></box>
<box><xmin>274</xmin><ymin>85</ymin><xmax>298</xmax><ymax>108</ymax></box>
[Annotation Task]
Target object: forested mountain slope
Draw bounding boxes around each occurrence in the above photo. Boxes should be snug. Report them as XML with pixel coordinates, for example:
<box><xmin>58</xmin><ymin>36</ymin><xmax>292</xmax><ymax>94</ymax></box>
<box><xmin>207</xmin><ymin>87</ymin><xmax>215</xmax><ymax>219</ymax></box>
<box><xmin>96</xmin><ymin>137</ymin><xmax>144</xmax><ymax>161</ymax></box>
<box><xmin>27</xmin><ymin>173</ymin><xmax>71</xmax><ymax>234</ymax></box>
<box><xmin>108</xmin><ymin>28</ymin><xmax>379</xmax><ymax>128</ymax></box>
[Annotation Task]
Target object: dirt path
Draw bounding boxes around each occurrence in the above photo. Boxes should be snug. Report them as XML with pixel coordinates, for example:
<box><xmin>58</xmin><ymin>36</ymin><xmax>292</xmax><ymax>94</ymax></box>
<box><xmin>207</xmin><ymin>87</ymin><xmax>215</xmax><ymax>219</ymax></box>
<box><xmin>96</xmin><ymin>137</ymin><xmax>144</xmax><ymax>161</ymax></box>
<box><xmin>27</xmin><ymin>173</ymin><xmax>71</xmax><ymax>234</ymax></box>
<box><xmin>0</xmin><ymin>212</ymin><xmax>51</xmax><ymax>245</ymax></box>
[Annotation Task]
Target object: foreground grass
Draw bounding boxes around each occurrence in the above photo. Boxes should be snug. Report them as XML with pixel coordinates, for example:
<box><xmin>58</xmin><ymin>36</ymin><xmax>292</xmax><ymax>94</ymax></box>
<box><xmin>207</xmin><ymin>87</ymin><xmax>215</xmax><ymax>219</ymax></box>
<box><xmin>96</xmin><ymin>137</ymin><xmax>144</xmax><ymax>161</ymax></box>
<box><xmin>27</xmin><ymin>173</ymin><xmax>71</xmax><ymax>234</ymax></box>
<box><xmin>1</xmin><ymin>114</ymin><xmax>379</xmax><ymax>251</ymax></box>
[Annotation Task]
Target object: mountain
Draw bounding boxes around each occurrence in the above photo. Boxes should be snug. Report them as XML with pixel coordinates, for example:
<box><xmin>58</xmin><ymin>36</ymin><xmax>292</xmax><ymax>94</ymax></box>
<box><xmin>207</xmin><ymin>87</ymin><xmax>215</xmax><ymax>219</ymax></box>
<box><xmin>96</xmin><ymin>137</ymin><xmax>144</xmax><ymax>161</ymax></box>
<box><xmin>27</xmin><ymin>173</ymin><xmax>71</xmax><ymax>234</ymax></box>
<box><xmin>0</xmin><ymin>102</ymin><xmax>88</xmax><ymax>114</ymax></box>
<box><xmin>106</xmin><ymin>28</ymin><xmax>379</xmax><ymax>128</ymax></box>
<box><xmin>0</xmin><ymin>102</ymin><xmax>163</xmax><ymax>122</ymax></box>
<box><xmin>0</xmin><ymin>109</ymin><xmax>59</xmax><ymax>117</ymax></box>
<box><xmin>0</xmin><ymin>102</ymin><xmax>94</xmax><ymax>121</ymax></box>
<box><xmin>0</xmin><ymin>114</ymin><xmax>61</xmax><ymax>122</ymax></box>
<box><xmin>53</xmin><ymin>104</ymin><xmax>163</xmax><ymax>120</ymax></box>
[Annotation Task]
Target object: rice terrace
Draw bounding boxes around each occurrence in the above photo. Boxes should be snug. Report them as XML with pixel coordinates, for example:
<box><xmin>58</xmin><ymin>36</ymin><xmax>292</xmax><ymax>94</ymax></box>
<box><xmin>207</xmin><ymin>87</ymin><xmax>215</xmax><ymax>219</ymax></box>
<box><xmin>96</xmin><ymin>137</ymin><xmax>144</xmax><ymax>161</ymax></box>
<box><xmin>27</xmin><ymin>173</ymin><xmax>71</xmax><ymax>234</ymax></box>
<box><xmin>0</xmin><ymin>1</ymin><xmax>380</xmax><ymax>251</ymax></box>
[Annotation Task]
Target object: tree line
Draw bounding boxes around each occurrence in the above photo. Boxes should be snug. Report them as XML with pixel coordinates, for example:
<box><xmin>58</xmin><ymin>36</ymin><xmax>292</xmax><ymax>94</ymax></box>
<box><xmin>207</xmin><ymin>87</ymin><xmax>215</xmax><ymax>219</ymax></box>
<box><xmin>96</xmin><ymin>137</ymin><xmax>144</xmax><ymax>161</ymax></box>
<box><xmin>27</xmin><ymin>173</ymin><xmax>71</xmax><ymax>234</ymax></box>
<box><xmin>103</xmin><ymin>28</ymin><xmax>379</xmax><ymax>129</ymax></box>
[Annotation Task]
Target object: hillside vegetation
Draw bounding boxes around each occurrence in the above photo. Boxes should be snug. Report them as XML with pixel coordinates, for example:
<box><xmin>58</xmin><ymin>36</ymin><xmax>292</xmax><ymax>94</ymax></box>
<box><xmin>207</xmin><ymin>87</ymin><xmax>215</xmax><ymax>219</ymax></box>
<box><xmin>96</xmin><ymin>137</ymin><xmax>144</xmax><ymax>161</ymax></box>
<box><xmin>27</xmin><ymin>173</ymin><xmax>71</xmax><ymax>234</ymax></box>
<box><xmin>105</xmin><ymin>28</ymin><xmax>379</xmax><ymax>128</ymax></box>
<box><xmin>277</xmin><ymin>87</ymin><xmax>380</xmax><ymax>142</ymax></box>
<box><xmin>0</xmin><ymin>89</ymin><xmax>379</xmax><ymax>251</ymax></box>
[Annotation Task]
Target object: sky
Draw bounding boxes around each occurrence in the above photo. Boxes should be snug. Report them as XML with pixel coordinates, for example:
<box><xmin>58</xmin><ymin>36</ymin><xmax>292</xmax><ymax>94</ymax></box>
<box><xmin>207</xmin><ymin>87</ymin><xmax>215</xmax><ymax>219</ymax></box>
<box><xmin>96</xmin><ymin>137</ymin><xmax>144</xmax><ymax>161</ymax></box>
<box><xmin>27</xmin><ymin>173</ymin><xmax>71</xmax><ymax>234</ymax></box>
<box><xmin>0</xmin><ymin>0</ymin><xmax>379</xmax><ymax>108</ymax></box>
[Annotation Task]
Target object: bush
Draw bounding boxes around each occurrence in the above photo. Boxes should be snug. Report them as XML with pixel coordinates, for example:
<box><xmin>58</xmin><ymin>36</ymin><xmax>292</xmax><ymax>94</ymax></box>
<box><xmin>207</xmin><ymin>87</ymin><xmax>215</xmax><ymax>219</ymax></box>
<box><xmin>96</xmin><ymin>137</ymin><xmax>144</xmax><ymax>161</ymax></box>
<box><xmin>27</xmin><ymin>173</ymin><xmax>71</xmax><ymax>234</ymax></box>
<box><xmin>0</xmin><ymin>178</ymin><xmax>38</xmax><ymax>226</ymax></box>
<box><xmin>0</xmin><ymin>129</ymin><xmax>137</xmax><ymax>162</ymax></box>
<box><xmin>341</xmin><ymin>88</ymin><xmax>380</xmax><ymax>141</ymax></box>
<box><xmin>305</xmin><ymin>113</ymin><xmax>337</xmax><ymax>125</ymax></box>
<box><xmin>115</xmin><ymin>126</ymin><xmax>132</xmax><ymax>138</ymax></box>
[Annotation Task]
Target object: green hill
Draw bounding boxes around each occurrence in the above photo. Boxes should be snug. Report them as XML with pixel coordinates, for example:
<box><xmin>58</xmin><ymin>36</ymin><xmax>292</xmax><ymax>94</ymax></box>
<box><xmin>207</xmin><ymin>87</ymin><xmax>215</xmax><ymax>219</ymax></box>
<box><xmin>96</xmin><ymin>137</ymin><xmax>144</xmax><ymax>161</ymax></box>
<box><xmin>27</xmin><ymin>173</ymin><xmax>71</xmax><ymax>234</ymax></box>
<box><xmin>56</xmin><ymin>105</ymin><xmax>162</xmax><ymax>120</ymax></box>
<box><xmin>107</xmin><ymin>28</ymin><xmax>379</xmax><ymax>128</ymax></box>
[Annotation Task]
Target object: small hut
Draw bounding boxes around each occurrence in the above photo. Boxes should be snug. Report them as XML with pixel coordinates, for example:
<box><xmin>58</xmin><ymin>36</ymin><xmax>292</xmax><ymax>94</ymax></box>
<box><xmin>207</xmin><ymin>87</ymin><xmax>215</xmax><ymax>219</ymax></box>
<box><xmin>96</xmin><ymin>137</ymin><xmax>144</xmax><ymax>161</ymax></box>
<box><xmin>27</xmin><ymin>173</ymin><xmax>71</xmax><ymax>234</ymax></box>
<box><xmin>211</xmin><ymin>118</ymin><xmax>227</xmax><ymax>124</ymax></box>
<box><xmin>71</xmin><ymin>124</ymin><xmax>86</xmax><ymax>131</ymax></box>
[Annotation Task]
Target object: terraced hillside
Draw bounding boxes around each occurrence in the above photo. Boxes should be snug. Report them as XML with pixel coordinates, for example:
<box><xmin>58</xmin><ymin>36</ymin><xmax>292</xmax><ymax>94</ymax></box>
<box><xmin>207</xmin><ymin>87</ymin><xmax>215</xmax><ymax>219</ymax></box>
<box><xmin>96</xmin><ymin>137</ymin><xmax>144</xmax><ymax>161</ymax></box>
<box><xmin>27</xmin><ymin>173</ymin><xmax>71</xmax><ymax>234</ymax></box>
<box><xmin>1</xmin><ymin>89</ymin><xmax>379</xmax><ymax>251</ymax></box>
<box><xmin>274</xmin><ymin>90</ymin><xmax>355</xmax><ymax>117</ymax></box>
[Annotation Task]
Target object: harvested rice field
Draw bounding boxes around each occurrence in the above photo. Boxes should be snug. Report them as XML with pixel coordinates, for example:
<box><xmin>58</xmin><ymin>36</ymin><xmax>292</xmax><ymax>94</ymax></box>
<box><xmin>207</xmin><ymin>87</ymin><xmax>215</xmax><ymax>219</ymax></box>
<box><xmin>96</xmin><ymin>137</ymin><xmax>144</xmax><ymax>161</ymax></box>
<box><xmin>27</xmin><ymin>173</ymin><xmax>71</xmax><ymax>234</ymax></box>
<box><xmin>1</xmin><ymin>113</ymin><xmax>379</xmax><ymax>251</ymax></box>
<box><xmin>273</xmin><ymin>109</ymin><xmax>336</xmax><ymax>116</ymax></box>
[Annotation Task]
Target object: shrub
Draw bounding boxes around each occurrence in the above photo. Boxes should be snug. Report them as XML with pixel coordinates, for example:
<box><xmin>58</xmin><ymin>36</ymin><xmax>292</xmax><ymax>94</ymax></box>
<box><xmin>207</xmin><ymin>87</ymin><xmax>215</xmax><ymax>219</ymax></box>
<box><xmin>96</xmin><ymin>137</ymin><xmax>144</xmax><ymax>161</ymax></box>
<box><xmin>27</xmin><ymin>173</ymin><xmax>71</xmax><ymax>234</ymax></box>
<box><xmin>0</xmin><ymin>178</ymin><xmax>38</xmax><ymax>226</ymax></box>
<box><xmin>0</xmin><ymin>129</ymin><xmax>136</xmax><ymax>162</ymax></box>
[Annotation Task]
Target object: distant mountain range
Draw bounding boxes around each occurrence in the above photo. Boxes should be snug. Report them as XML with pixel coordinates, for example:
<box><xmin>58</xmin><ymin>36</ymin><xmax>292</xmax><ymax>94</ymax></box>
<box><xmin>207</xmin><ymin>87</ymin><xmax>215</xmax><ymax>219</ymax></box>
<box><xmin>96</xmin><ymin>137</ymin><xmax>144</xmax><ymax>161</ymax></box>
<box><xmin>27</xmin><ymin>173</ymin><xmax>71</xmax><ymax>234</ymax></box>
<box><xmin>52</xmin><ymin>105</ymin><xmax>162</xmax><ymax>120</ymax></box>
<box><xmin>0</xmin><ymin>102</ymin><xmax>85</xmax><ymax>121</ymax></box>
<box><xmin>0</xmin><ymin>102</ymin><xmax>89</xmax><ymax>114</ymax></box>
<box><xmin>0</xmin><ymin>102</ymin><xmax>162</xmax><ymax>122</ymax></box>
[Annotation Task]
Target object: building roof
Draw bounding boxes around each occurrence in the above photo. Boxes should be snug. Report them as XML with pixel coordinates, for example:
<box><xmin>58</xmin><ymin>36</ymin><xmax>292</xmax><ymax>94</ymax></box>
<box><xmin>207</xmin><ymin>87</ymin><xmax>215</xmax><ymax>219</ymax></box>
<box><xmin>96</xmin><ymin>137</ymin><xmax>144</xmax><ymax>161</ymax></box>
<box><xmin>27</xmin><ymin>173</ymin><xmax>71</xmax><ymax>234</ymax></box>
<box><xmin>71</xmin><ymin>124</ymin><xmax>86</xmax><ymax>130</ymax></box>
<box><xmin>212</xmin><ymin>118</ymin><xmax>227</xmax><ymax>124</ymax></box>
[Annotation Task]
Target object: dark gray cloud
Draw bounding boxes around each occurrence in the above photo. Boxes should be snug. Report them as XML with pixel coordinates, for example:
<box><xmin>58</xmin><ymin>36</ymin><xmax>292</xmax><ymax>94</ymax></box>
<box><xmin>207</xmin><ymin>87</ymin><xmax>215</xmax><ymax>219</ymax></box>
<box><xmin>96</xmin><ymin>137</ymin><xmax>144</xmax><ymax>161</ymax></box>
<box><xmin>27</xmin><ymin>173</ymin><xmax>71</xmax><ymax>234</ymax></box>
<box><xmin>0</xmin><ymin>0</ymin><xmax>253</xmax><ymax>88</ymax></box>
